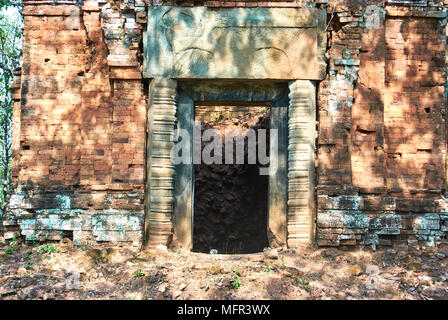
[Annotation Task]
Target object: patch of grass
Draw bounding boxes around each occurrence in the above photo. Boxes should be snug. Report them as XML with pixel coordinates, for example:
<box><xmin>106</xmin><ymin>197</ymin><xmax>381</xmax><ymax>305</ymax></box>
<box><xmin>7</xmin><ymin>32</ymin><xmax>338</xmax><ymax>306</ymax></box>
<box><xmin>130</xmin><ymin>256</ymin><xmax>147</xmax><ymax>263</ymax></box>
<box><xmin>134</xmin><ymin>270</ymin><xmax>145</xmax><ymax>278</ymax></box>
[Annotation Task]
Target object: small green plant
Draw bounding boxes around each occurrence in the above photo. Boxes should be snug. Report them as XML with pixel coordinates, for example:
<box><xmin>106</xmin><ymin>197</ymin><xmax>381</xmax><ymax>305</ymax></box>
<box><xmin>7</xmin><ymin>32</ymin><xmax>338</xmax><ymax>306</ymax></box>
<box><xmin>175</xmin><ymin>247</ymin><xmax>180</xmax><ymax>254</ymax></box>
<box><xmin>297</xmin><ymin>277</ymin><xmax>310</xmax><ymax>287</ymax></box>
<box><xmin>204</xmin><ymin>284</ymin><xmax>210</xmax><ymax>292</ymax></box>
<box><xmin>214</xmin><ymin>110</ymin><xmax>224</xmax><ymax>123</ymax></box>
<box><xmin>5</xmin><ymin>234</ymin><xmax>19</xmax><ymax>254</ymax></box>
<box><xmin>39</xmin><ymin>244</ymin><xmax>59</xmax><ymax>255</ymax></box>
<box><xmin>24</xmin><ymin>253</ymin><xmax>33</xmax><ymax>268</ymax></box>
<box><xmin>280</xmin><ymin>264</ymin><xmax>286</xmax><ymax>270</ymax></box>
<box><xmin>231</xmin><ymin>267</ymin><xmax>241</xmax><ymax>289</ymax></box>
<box><xmin>263</xmin><ymin>262</ymin><xmax>273</xmax><ymax>273</ymax></box>
<box><xmin>134</xmin><ymin>270</ymin><xmax>145</xmax><ymax>278</ymax></box>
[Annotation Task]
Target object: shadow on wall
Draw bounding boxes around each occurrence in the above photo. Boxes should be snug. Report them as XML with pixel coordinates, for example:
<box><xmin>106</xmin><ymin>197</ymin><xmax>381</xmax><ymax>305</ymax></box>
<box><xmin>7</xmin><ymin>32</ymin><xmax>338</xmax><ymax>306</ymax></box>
<box><xmin>348</xmin><ymin>16</ymin><xmax>446</xmax><ymax>194</ymax></box>
<box><xmin>317</xmin><ymin>9</ymin><xmax>447</xmax><ymax>247</ymax></box>
<box><xmin>6</xmin><ymin>6</ymin><xmax>146</xmax><ymax>245</ymax></box>
<box><xmin>384</xmin><ymin>17</ymin><xmax>446</xmax><ymax>193</ymax></box>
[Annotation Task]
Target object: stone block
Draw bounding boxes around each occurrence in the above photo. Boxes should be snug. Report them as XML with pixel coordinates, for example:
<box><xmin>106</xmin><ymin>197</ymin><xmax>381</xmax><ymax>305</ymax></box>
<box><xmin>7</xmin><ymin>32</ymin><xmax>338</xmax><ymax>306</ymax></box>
<box><xmin>144</xmin><ymin>6</ymin><xmax>326</xmax><ymax>79</ymax></box>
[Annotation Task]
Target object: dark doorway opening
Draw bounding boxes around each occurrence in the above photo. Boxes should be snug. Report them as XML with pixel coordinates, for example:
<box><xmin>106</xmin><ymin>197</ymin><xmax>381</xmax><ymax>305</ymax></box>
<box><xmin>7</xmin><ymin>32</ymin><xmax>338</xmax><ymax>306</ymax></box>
<box><xmin>193</xmin><ymin>105</ymin><xmax>270</xmax><ymax>254</ymax></box>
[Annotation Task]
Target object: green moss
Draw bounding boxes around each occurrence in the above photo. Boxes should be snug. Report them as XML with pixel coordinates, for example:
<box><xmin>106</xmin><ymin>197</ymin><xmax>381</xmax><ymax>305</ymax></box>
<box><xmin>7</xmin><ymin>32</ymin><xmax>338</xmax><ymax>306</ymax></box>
<box><xmin>407</xmin><ymin>262</ymin><xmax>422</xmax><ymax>271</ymax></box>
<box><xmin>86</xmin><ymin>248</ymin><xmax>113</xmax><ymax>264</ymax></box>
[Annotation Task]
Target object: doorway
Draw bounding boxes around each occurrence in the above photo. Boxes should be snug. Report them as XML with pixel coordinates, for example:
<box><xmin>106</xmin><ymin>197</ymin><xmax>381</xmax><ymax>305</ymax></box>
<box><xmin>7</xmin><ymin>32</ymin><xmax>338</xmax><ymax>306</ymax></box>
<box><xmin>173</xmin><ymin>81</ymin><xmax>289</xmax><ymax>252</ymax></box>
<box><xmin>192</xmin><ymin>105</ymin><xmax>271</xmax><ymax>254</ymax></box>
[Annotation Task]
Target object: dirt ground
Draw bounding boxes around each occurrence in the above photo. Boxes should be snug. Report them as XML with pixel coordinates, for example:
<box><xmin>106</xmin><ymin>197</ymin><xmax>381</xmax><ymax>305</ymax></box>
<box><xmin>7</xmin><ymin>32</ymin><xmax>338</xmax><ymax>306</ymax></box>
<box><xmin>0</xmin><ymin>236</ymin><xmax>447</xmax><ymax>300</ymax></box>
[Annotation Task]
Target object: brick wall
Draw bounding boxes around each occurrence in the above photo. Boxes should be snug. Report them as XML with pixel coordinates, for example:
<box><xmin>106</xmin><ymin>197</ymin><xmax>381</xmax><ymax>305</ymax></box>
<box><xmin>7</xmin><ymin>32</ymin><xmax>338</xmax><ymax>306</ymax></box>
<box><xmin>5</xmin><ymin>0</ymin><xmax>448</xmax><ymax>249</ymax></box>
<box><xmin>316</xmin><ymin>0</ymin><xmax>448</xmax><ymax>249</ymax></box>
<box><xmin>6</xmin><ymin>0</ymin><xmax>146</xmax><ymax>246</ymax></box>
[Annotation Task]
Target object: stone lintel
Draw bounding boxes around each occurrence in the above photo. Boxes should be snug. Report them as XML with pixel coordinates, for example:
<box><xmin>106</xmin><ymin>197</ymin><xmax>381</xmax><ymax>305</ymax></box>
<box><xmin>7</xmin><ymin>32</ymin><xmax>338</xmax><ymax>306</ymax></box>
<box><xmin>144</xmin><ymin>6</ymin><xmax>327</xmax><ymax>80</ymax></box>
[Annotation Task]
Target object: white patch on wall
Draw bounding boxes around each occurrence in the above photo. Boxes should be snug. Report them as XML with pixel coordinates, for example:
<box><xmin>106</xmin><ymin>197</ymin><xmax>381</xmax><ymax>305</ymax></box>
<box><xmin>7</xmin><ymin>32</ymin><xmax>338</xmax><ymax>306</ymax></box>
<box><xmin>365</xmin><ymin>5</ymin><xmax>383</xmax><ymax>30</ymax></box>
<box><xmin>56</xmin><ymin>194</ymin><xmax>71</xmax><ymax>209</ymax></box>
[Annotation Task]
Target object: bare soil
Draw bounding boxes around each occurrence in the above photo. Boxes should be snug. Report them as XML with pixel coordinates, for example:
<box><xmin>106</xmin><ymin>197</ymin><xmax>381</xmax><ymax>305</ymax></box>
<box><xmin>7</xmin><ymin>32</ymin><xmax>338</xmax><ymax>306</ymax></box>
<box><xmin>1</xmin><ymin>236</ymin><xmax>447</xmax><ymax>300</ymax></box>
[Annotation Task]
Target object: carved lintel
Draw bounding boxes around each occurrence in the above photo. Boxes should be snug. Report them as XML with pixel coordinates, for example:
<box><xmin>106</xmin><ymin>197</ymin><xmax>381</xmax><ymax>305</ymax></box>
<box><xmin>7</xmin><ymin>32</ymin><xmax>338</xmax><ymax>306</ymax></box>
<box><xmin>144</xmin><ymin>7</ymin><xmax>326</xmax><ymax>80</ymax></box>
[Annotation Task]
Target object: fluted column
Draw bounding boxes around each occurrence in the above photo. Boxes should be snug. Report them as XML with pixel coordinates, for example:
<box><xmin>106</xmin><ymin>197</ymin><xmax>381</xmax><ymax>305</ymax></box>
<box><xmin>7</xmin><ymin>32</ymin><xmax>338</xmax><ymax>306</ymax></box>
<box><xmin>145</xmin><ymin>78</ymin><xmax>177</xmax><ymax>247</ymax></box>
<box><xmin>287</xmin><ymin>80</ymin><xmax>316</xmax><ymax>246</ymax></box>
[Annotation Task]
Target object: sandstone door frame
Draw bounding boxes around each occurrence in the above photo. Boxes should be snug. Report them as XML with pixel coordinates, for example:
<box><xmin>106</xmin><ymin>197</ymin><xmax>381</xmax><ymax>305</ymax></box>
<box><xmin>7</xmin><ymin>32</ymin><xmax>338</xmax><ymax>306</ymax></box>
<box><xmin>143</xmin><ymin>6</ymin><xmax>324</xmax><ymax>248</ymax></box>
<box><xmin>145</xmin><ymin>79</ymin><xmax>316</xmax><ymax>249</ymax></box>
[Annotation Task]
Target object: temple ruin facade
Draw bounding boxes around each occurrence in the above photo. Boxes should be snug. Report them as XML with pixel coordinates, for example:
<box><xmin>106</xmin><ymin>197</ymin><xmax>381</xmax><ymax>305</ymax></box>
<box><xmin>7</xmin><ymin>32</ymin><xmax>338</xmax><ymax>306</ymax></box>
<box><xmin>4</xmin><ymin>0</ymin><xmax>448</xmax><ymax>251</ymax></box>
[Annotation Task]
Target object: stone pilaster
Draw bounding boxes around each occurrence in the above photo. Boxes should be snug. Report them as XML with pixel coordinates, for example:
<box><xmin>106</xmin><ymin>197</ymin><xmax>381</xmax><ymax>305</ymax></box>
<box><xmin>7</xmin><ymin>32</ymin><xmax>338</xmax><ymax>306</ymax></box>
<box><xmin>287</xmin><ymin>80</ymin><xmax>316</xmax><ymax>247</ymax></box>
<box><xmin>145</xmin><ymin>78</ymin><xmax>177</xmax><ymax>247</ymax></box>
